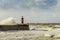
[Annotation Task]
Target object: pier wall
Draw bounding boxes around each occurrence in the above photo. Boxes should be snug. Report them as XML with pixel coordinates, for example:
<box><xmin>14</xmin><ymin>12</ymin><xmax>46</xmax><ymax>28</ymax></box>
<box><xmin>0</xmin><ymin>24</ymin><xmax>29</xmax><ymax>30</ymax></box>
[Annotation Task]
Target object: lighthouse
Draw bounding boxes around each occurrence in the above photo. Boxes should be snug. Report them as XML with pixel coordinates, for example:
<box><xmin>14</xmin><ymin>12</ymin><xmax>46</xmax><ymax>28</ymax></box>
<box><xmin>21</xmin><ymin>16</ymin><xmax>24</xmax><ymax>24</ymax></box>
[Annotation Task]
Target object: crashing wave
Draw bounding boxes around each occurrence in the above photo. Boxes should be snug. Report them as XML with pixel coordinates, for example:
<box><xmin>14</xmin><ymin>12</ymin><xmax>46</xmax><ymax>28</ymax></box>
<box><xmin>0</xmin><ymin>17</ymin><xmax>16</xmax><ymax>25</ymax></box>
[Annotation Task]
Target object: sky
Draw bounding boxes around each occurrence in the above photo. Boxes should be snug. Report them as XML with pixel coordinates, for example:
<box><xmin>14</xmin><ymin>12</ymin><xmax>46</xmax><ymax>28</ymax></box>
<box><xmin>0</xmin><ymin>0</ymin><xmax>60</xmax><ymax>23</ymax></box>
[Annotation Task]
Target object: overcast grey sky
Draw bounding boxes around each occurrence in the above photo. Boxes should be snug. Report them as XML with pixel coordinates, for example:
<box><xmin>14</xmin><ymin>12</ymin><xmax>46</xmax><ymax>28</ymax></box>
<box><xmin>0</xmin><ymin>0</ymin><xmax>60</xmax><ymax>23</ymax></box>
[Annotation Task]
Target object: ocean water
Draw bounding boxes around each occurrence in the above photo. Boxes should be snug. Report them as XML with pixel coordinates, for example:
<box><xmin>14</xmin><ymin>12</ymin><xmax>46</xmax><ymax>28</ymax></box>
<box><xmin>0</xmin><ymin>29</ymin><xmax>60</xmax><ymax>40</ymax></box>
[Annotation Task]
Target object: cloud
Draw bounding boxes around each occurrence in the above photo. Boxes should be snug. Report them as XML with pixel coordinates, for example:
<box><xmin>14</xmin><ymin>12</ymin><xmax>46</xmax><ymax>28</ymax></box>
<box><xmin>0</xmin><ymin>0</ymin><xmax>60</xmax><ymax>23</ymax></box>
<box><xmin>0</xmin><ymin>0</ymin><xmax>57</xmax><ymax>10</ymax></box>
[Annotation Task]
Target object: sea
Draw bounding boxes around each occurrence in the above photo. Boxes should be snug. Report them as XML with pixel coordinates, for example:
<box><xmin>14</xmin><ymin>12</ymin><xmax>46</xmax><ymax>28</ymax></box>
<box><xmin>0</xmin><ymin>28</ymin><xmax>60</xmax><ymax>40</ymax></box>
